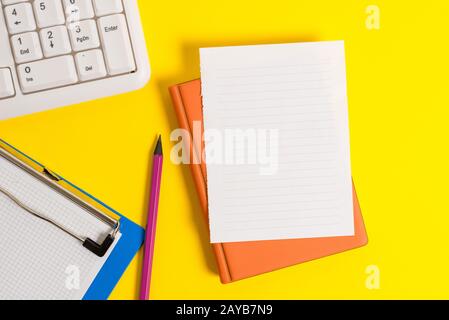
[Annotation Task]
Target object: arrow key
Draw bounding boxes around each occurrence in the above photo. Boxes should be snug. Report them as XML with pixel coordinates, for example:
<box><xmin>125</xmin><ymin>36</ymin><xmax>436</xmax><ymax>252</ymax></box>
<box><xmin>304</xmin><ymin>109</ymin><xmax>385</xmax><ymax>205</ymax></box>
<box><xmin>40</xmin><ymin>26</ymin><xmax>72</xmax><ymax>58</ymax></box>
<box><xmin>4</xmin><ymin>3</ymin><xmax>36</xmax><ymax>35</ymax></box>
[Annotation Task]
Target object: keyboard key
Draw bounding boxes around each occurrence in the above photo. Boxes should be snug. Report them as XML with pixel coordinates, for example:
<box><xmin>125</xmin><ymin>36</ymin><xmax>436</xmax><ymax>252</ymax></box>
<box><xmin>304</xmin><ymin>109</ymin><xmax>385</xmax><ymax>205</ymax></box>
<box><xmin>2</xmin><ymin>0</ymin><xmax>28</xmax><ymax>6</ymax></box>
<box><xmin>62</xmin><ymin>0</ymin><xmax>95</xmax><ymax>23</ymax></box>
<box><xmin>68</xmin><ymin>19</ymin><xmax>100</xmax><ymax>52</ymax></box>
<box><xmin>33</xmin><ymin>0</ymin><xmax>65</xmax><ymax>29</ymax></box>
<box><xmin>98</xmin><ymin>14</ymin><xmax>136</xmax><ymax>75</ymax></box>
<box><xmin>0</xmin><ymin>68</ymin><xmax>15</xmax><ymax>98</ymax></box>
<box><xmin>40</xmin><ymin>26</ymin><xmax>72</xmax><ymax>58</ymax></box>
<box><xmin>0</xmin><ymin>6</ymin><xmax>15</xmax><ymax>66</ymax></box>
<box><xmin>93</xmin><ymin>0</ymin><xmax>123</xmax><ymax>17</ymax></box>
<box><xmin>4</xmin><ymin>2</ymin><xmax>36</xmax><ymax>35</ymax></box>
<box><xmin>11</xmin><ymin>32</ymin><xmax>43</xmax><ymax>63</ymax></box>
<box><xmin>75</xmin><ymin>49</ymin><xmax>106</xmax><ymax>81</ymax></box>
<box><xmin>17</xmin><ymin>55</ymin><xmax>78</xmax><ymax>93</ymax></box>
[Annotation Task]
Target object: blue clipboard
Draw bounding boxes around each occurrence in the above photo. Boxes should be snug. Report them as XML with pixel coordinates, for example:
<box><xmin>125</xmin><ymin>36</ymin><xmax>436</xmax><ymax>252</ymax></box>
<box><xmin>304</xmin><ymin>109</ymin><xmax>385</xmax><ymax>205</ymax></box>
<box><xmin>0</xmin><ymin>139</ymin><xmax>144</xmax><ymax>300</ymax></box>
<box><xmin>73</xmin><ymin>183</ymin><xmax>144</xmax><ymax>300</ymax></box>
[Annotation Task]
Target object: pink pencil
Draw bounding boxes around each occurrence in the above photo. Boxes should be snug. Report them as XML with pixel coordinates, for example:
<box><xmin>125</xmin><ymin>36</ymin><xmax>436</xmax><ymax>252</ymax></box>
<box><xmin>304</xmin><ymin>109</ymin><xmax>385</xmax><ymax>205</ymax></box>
<box><xmin>140</xmin><ymin>135</ymin><xmax>163</xmax><ymax>300</ymax></box>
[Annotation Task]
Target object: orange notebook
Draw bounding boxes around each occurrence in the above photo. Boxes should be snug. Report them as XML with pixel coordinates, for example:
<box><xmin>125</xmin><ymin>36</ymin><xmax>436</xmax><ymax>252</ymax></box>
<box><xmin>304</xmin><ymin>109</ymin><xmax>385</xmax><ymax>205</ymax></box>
<box><xmin>169</xmin><ymin>79</ymin><xmax>368</xmax><ymax>283</ymax></box>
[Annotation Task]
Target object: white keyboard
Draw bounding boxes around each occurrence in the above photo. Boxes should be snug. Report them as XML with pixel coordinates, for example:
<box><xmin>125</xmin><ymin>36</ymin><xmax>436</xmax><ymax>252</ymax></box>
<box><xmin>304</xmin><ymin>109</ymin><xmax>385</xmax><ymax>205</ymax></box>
<box><xmin>0</xmin><ymin>0</ymin><xmax>150</xmax><ymax>120</ymax></box>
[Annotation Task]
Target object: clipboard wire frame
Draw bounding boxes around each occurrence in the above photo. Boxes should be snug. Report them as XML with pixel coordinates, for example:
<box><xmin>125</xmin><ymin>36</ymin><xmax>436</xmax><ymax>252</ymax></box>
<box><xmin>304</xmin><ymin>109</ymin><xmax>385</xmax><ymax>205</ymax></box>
<box><xmin>0</xmin><ymin>147</ymin><xmax>120</xmax><ymax>257</ymax></box>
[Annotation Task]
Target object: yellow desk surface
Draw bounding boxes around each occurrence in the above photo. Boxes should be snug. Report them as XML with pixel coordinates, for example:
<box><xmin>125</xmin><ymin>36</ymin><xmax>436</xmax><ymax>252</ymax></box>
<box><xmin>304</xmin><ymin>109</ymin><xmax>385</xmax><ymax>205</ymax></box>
<box><xmin>1</xmin><ymin>0</ymin><xmax>449</xmax><ymax>299</ymax></box>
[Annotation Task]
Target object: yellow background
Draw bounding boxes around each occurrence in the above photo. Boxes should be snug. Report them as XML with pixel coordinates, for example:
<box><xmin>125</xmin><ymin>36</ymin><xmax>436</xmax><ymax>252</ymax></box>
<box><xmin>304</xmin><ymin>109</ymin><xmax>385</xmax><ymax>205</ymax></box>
<box><xmin>1</xmin><ymin>0</ymin><xmax>449</xmax><ymax>299</ymax></box>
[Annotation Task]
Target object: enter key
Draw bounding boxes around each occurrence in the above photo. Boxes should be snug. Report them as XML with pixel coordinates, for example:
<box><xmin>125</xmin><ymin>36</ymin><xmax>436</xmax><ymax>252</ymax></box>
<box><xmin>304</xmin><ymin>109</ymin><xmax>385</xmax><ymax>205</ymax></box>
<box><xmin>98</xmin><ymin>14</ymin><xmax>136</xmax><ymax>76</ymax></box>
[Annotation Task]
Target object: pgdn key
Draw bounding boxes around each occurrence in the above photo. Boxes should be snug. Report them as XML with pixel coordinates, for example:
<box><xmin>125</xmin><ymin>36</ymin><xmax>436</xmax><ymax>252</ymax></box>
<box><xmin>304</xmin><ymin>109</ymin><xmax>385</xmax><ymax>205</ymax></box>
<box><xmin>18</xmin><ymin>55</ymin><xmax>79</xmax><ymax>93</ymax></box>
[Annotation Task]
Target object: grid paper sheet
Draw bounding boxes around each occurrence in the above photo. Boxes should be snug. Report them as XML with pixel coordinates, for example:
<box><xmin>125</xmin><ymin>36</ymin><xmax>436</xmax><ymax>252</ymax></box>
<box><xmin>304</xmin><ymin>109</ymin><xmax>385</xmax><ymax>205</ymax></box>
<box><xmin>201</xmin><ymin>41</ymin><xmax>354</xmax><ymax>243</ymax></box>
<box><xmin>0</xmin><ymin>155</ymin><xmax>119</xmax><ymax>300</ymax></box>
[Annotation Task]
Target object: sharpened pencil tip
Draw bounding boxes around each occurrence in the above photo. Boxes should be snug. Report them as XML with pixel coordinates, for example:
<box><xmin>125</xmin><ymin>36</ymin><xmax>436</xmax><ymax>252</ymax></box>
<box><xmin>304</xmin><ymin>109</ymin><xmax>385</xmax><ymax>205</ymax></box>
<box><xmin>154</xmin><ymin>135</ymin><xmax>163</xmax><ymax>155</ymax></box>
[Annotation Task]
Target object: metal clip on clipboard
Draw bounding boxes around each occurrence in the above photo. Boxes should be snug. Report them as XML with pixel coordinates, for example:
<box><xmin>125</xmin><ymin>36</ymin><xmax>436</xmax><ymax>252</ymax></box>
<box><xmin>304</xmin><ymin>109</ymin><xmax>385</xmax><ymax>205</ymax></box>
<box><xmin>0</xmin><ymin>147</ymin><xmax>120</xmax><ymax>257</ymax></box>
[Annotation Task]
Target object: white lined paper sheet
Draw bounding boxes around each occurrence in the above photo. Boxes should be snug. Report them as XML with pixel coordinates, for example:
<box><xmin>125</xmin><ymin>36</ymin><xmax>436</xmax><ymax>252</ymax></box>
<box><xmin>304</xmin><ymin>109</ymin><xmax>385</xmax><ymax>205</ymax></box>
<box><xmin>200</xmin><ymin>41</ymin><xmax>354</xmax><ymax>243</ymax></box>
<box><xmin>0</xmin><ymin>155</ymin><xmax>119</xmax><ymax>300</ymax></box>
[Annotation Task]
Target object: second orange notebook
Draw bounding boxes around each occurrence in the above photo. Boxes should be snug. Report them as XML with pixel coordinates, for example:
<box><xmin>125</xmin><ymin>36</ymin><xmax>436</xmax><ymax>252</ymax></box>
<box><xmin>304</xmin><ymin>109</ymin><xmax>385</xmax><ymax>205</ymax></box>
<box><xmin>169</xmin><ymin>79</ymin><xmax>368</xmax><ymax>283</ymax></box>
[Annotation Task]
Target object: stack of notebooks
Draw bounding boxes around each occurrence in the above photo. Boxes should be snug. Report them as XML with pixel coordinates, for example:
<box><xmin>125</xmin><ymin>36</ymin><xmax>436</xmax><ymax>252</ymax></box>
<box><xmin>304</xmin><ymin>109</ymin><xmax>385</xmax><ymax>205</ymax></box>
<box><xmin>169</xmin><ymin>40</ymin><xmax>368</xmax><ymax>284</ymax></box>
